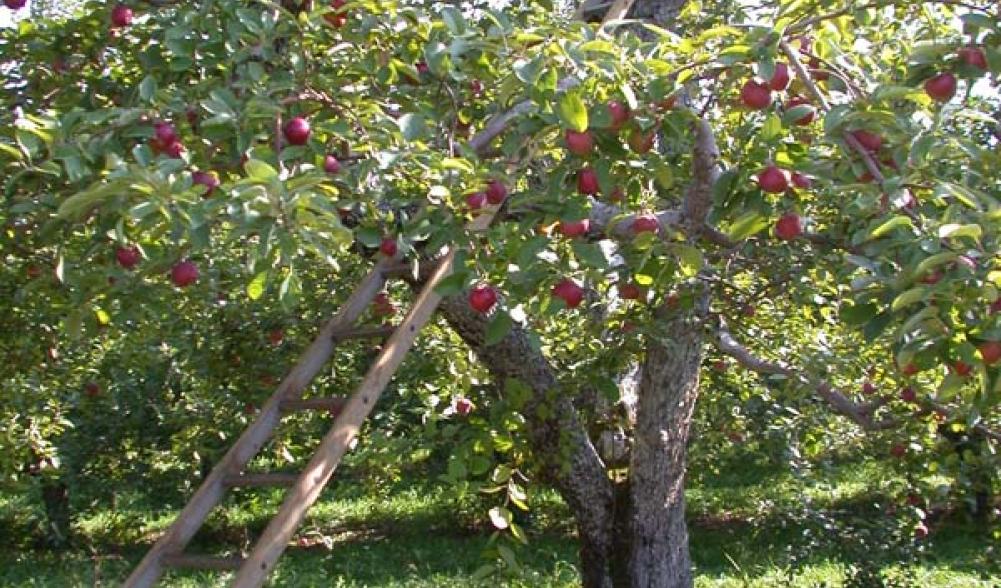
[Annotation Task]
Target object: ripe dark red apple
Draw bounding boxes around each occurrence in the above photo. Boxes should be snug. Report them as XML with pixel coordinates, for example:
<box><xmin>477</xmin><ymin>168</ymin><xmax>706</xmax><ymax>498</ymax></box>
<box><xmin>323</xmin><ymin>155</ymin><xmax>341</xmax><ymax>174</ymax></box>
<box><xmin>154</xmin><ymin>121</ymin><xmax>178</xmax><ymax>145</ymax></box>
<box><xmin>957</xmin><ymin>46</ymin><xmax>988</xmax><ymax>71</ymax></box>
<box><xmin>485</xmin><ymin>180</ymin><xmax>507</xmax><ymax>204</ymax></box>
<box><xmin>900</xmin><ymin>362</ymin><xmax>919</xmax><ymax>376</ymax></box>
<box><xmin>26</xmin><ymin>265</ymin><xmax>42</xmax><ymax>279</ymax></box>
<box><xmin>850</xmin><ymin>129</ymin><xmax>883</xmax><ymax>152</ymax></box>
<box><xmin>786</xmin><ymin>96</ymin><xmax>816</xmax><ymax>125</ymax></box>
<box><xmin>379</xmin><ymin>237</ymin><xmax>398</xmax><ymax>257</ymax></box>
<box><xmin>631</xmin><ymin>214</ymin><xmax>660</xmax><ymax>235</ymax></box>
<box><xmin>740</xmin><ymin>80</ymin><xmax>771</xmax><ymax>110</ymax></box>
<box><xmin>324</xmin><ymin>0</ymin><xmax>347</xmax><ymax>27</ymax></box>
<box><xmin>656</xmin><ymin>94</ymin><xmax>677</xmax><ymax>111</ymax></box>
<box><xmin>170</xmin><ymin>260</ymin><xmax>199</xmax><ymax>288</ymax></box>
<box><xmin>757</xmin><ymin>165</ymin><xmax>788</xmax><ymax>193</ymax></box>
<box><xmin>470</xmin><ymin>79</ymin><xmax>483</xmax><ymax>97</ymax></box>
<box><xmin>110</xmin><ymin>4</ymin><xmax>133</xmax><ymax>28</ymax></box>
<box><xmin>565</xmin><ymin>129</ymin><xmax>594</xmax><ymax>156</ymax></box>
<box><xmin>192</xmin><ymin>171</ymin><xmax>220</xmax><ymax>195</ymax></box>
<box><xmin>979</xmin><ymin>341</ymin><xmax>1001</xmax><ymax>365</ymax></box>
<box><xmin>415</xmin><ymin>61</ymin><xmax>429</xmax><ymax>75</ymax></box>
<box><xmin>775</xmin><ymin>213</ymin><xmax>803</xmax><ymax>240</ymax></box>
<box><xmin>769</xmin><ymin>62</ymin><xmax>790</xmax><ymax>91</ymax></box>
<box><xmin>455</xmin><ymin>397</ymin><xmax>473</xmax><ymax>416</ymax></box>
<box><xmin>606</xmin><ymin>186</ymin><xmax>624</xmax><ymax>202</ymax></box>
<box><xmin>268</xmin><ymin>328</ymin><xmax>285</xmax><ymax>346</ymax></box>
<box><xmin>713</xmin><ymin>360</ymin><xmax>726</xmax><ymax>372</ymax></box>
<box><xmin>372</xmin><ymin>292</ymin><xmax>396</xmax><ymax>316</ymax></box>
<box><xmin>558</xmin><ymin>219</ymin><xmax>590</xmax><ymax>238</ymax></box>
<box><xmin>890</xmin><ymin>443</ymin><xmax>907</xmax><ymax>458</ymax></box>
<box><xmin>862</xmin><ymin>381</ymin><xmax>877</xmax><ymax>395</ymax></box>
<box><xmin>244</xmin><ymin>402</ymin><xmax>258</xmax><ymax>415</ymax></box>
<box><xmin>991</xmin><ymin>298</ymin><xmax>1001</xmax><ymax>314</ymax></box>
<box><xmin>468</xmin><ymin>284</ymin><xmax>498</xmax><ymax>314</ymax></box>
<box><xmin>924</xmin><ymin>72</ymin><xmax>957</xmax><ymax>102</ymax></box>
<box><xmin>951</xmin><ymin>360</ymin><xmax>972</xmax><ymax>377</ymax></box>
<box><xmin>577</xmin><ymin>167</ymin><xmax>599</xmax><ymax>195</ymax></box>
<box><xmin>84</xmin><ymin>382</ymin><xmax>101</xmax><ymax>397</ymax></box>
<box><xmin>619</xmin><ymin>283</ymin><xmax>642</xmax><ymax>300</ymax></box>
<box><xmin>920</xmin><ymin>271</ymin><xmax>942</xmax><ymax>285</ymax></box>
<box><xmin>162</xmin><ymin>140</ymin><xmax>184</xmax><ymax>158</ymax></box>
<box><xmin>627</xmin><ymin>129</ymin><xmax>655</xmax><ymax>154</ymax></box>
<box><xmin>900</xmin><ymin>386</ymin><xmax>917</xmax><ymax>403</ymax></box>
<box><xmin>283</xmin><ymin>117</ymin><xmax>311</xmax><ymax>146</ymax></box>
<box><xmin>115</xmin><ymin>245</ymin><xmax>141</xmax><ymax>270</ymax></box>
<box><xmin>791</xmin><ymin>172</ymin><xmax>812</xmax><ymax>189</ymax></box>
<box><xmin>914</xmin><ymin>522</ymin><xmax>929</xmax><ymax>539</ymax></box>
<box><xmin>466</xmin><ymin>191</ymin><xmax>487</xmax><ymax>210</ymax></box>
<box><xmin>552</xmin><ymin>278</ymin><xmax>585</xmax><ymax>309</ymax></box>
<box><xmin>606</xmin><ymin>101</ymin><xmax>630</xmax><ymax>131</ymax></box>
<box><xmin>4</xmin><ymin>0</ymin><xmax>27</xmax><ymax>9</ymax></box>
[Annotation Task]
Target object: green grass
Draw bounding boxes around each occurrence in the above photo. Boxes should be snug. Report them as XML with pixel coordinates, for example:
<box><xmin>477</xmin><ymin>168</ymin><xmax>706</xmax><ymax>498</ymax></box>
<box><xmin>1</xmin><ymin>453</ymin><xmax>998</xmax><ymax>587</ymax></box>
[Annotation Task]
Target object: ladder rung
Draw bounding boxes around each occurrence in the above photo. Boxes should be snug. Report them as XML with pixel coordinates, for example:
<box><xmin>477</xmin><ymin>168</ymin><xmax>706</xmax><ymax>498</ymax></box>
<box><xmin>380</xmin><ymin>261</ymin><xmax>413</xmax><ymax>277</ymax></box>
<box><xmin>279</xmin><ymin>397</ymin><xmax>346</xmax><ymax>413</ymax></box>
<box><xmin>162</xmin><ymin>553</ymin><xmax>245</xmax><ymax>571</ymax></box>
<box><xmin>331</xmin><ymin>325</ymin><xmax>396</xmax><ymax>341</ymax></box>
<box><xmin>222</xmin><ymin>472</ymin><xmax>299</xmax><ymax>488</ymax></box>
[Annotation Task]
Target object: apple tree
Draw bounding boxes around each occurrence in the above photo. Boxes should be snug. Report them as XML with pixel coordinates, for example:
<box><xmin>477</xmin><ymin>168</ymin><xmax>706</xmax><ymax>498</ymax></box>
<box><xmin>2</xmin><ymin>0</ymin><xmax>1000</xmax><ymax>585</ymax></box>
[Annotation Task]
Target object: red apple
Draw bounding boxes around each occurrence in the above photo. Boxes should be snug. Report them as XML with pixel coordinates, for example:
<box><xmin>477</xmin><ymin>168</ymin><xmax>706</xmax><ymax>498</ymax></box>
<box><xmin>890</xmin><ymin>443</ymin><xmax>907</xmax><ymax>458</ymax></box>
<box><xmin>606</xmin><ymin>100</ymin><xmax>630</xmax><ymax>131</ymax></box>
<box><xmin>862</xmin><ymin>381</ymin><xmax>877</xmax><ymax>395</ymax></box>
<box><xmin>115</xmin><ymin>246</ymin><xmax>141</xmax><ymax>270</ymax></box>
<box><xmin>170</xmin><ymin>260</ymin><xmax>199</xmax><ymax>288</ymax></box>
<box><xmin>957</xmin><ymin>46</ymin><xmax>988</xmax><ymax>71</ymax></box>
<box><xmin>485</xmin><ymin>180</ymin><xmax>507</xmax><ymax>204</ymax></box>
<box><xmin>268</xmin><ymin>328</ymin><xmax>285</xmax><ymax>346</ymax></box>
<box><xmin>558</xmin><ymin>219</ymin><xmax>590</xmax><ymax>238</ymax></box>
<box><xmin>552</xmin><ymin>278</ymin><xmax>585</xmax><ymax>309</ymax></box>
<box><xmin>468</xmin><ymin>284</ymin><xmax>498</xmax><ymax>314</ymax></box>
<box><xmin>192</xmin><ymin>170</ymin><xmax>220</xmax><ymax>195</ymax></box>
<box><xmin>631</xmin><ymin>214</ymin><xmax>660</xmax><ymax>235</ymax></box>
<box><xmin>979</xmin><ymin>341</ymin><xmax>1001</xmax><ymax>365</ymax></box>
<box><xmin>924</xmin><ymin>72</ymin><xmax>957</xmax><ymax>102</ymax></box>
<box><xmin>465</xmin><ymin>191</ymin><xmax>487</xmax><ymax>210</ymax></box>
<box><xmin>110</xmin><ymin>4</ymin><xmax>133</xmax><ymax>28</ymax></box>
<box><xmin>379</xmin><ymin>237</ymin><xmax>398</xmax><ymax>257</ymax></box>
<box><xmin>775</xmin><ymin>213</ymin><xmax>803</xmax><ymax>240</ymax></box>
<box><xmin>565</xmin><ymin>129</ymin><xmax>594</xmax><ymax>156</ymax></box>
<box><xmin>740</xmin><ymin>80</ymin><xmax>771</xmax><ymax>110</ymax></box>
<box><xmin>162</xmin><ymin>140</ymin><xmax>184</xmax><ymax>158</ymax></box>
<box><xmin>470</xmin><ymin>79</ymin><xmax>483</xmax><ymax>96</ymax></box>
<box><xmin>713</xmin><ymin>360</ymin><xmax>727</xmax><ymax>372</ymax></box>
<box><xmin>324</xmin><ymin>155</ymin><xmax>341</xmax><ymax>174</ymax></box>
<box><xmin>283</xmin><ymin>117</ymin><xmax>311</xmax><ymax>146</ymax></box>
<box><xmin>415</xmin><ymin>61</ymin><xmax>429</xmax><ymax>75</ymax></box>
<box><xmin>627</xmin><ymin>129</ymin><xmax>655</xmax><ymax>154</ymax></box>
<box><xmin>84</xmin><ymin>382</ymin><xmax>101</xmax><ymax>397</ymax></box>
<box><xmin>372</xmin><ymin>292</ymin><xmax>396</xmax><ymax>316</ymax></box>
<box><xmin>900</xmin><ymin>386</ymin><xmax>917</xmax><ymax>403</ymax></box>
<box><xmin>154</xmin><ymin>121</ymin><xmax>178</xmax><ymax>145</ymax></box>
<box><xmin>920</xmin><ymin>271</ymin><xmax>942</xmax><ymax>285</ymax></box>
<box><xmin>769</xmin><ymin>62</ymin><xmax>790</xmax><ymax>91</ymax></box>
<box><xmin>900</xmin><ymin>362</ymin><xmax>919</xmax><ymax>376</ymax></box>
<box><xmin>757</xmin><ymin>165</ymin><xmax>788</xmax><ymax>193</ymax></box>
<box><xmin>455</xmin><ymin>397</ymin><xmax>474</xmax><ymax>416</ymax></box>
<box><xmin>4</xmin><ymin>0</ymin><xmax>27</xmax><ymax>9</ymax></box>
<box><xmin>26</xmin><ymin>265</ymin><xmax>42</xmax><ymax>279</ymax></box>
<box><xmin>324</xmin><ymin>0</ymin><xmax>347</xmax><ymax>27</ymax></box>
<box><xmin>914</xmin><ymin>522</ymin><xmax>929</xmax><ymax>539</ymax></box>
<box><xmin>619</xmin><ymin>283</ymin><xmax>642</xmax><ymax>300</ymax></box>
<box><xmin>791</xmin><ymin>172</ymin><xmax>812</xmax><ymax>189</ymax></box>
<box><xmin>850</xmin><ymin>129</ymin><xmax>883</xmax><ymax>152</ymax></box>
<box><xmin>786</xmin><ymin>96</ymin><xmax>816</xmax><ymax>125</ymax></box>
<box><xmin>951</xmin><ymin>360</ymin><xmax>972</xmax><ymax>377</ymax></box>
<box><xmin>577</xmin><ymin>167</ymin><xmax>599</xmax><ymax>195</ymax></box>
<box><xmin>991</xmin><ymin>299</ymin><xmax>1001</xmax><ymax>314</ymax></box>
<box><xmin>656</xmin><ymin>94</ymin><xmax>677</xmax><ymax>111</ymax></box>
<box><xmin>606</xmin><ymin>186</ymin><xmax>624</xmax><ymax>202</ymax></box>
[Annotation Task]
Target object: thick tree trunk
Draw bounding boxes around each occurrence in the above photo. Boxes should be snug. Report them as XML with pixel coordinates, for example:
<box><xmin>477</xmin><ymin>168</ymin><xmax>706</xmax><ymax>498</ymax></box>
<box><xmin>625</xmin><ymin>305</ymin><xmax>706</xmax><ymax>587</ymax></box>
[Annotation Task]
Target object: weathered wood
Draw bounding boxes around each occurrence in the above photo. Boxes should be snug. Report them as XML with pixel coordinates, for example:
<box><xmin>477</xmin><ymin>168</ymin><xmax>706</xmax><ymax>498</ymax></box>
<box><xmin>278</xmin><ymin>397</ymin><xmax>347</xmax><ymax>413</ymax></box>
<box><xmin>222</xmin><ymin>473</ymin><xmax>299</xmax><ymax>488</ymax></box>
<box><xmin>231</xmin><ymin>244</ymin><xmax>473</xmax><ymax>587</ymax></box>
<box><xmin>162</xmin><ymin>554</ymin><xmax>245</xmax><ymax>571</ymax></box>
<box><xmin>123</xmin><ymin>261</ymin><xmax>394</xmax><ymax>588</ymax></box>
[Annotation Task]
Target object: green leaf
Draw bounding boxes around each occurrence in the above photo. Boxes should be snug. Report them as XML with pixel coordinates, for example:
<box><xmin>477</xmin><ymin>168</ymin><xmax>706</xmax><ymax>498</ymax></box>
<box><xmin>891</xmin><ymin>287</ymin><xmax>928</xmax><ymax>312</ymax></box>
<box><xmin>863</xmin><ymin>312</ymin><xmax>893</xmax><ymax>342</ymax></box>
<box><xmin>485</xmin><ymin>312</ymin><xmax>513</xmax><ymax>346</ymax></box>
<box><xmin>397</xmin><ymin>113</ymin><xmax>428</xmax><ymax>141</ymax></box>
<box><xmin>938</xmin><ymin>223</ymin><xmax>982</xmax><ymax>241</ymax></box>
<box><xmin>434</xmin><ymin>272</ymin><xmax>469</xmax><ymax>297</ymax></box>
<box><xmin>488</xmin><ymin>506</ymin><xmax>512</xmax><ymax>530</ymax></box>
<box><xmin>139</xmin><ymin>75</ymin><xmax>158</xmax><ymax>103</ymax></box>
<box><xmin>726</xmin><ymin>211</ymin><xmax>769</xmax><ymax>241</ymax></box>
<box><xmin>557</xmin><ymin>91</ymin><xmax>588</xmax><ymax>132</ymax></box>
<box><xmin>513</xmin><ymin>56</ymin><xmax>544</xmax><ymax>85</ymax></box>
<box><xmin>914</xmin><ymin>252</ymin><xmax>957</xmax><ymax>277</ymax></box>
<box><xmin>244</xmin><ymin>159</ymin><xmax>278</xmax><ymax>182</ymax></box>
<box><xmin>441</xmin><ymin>6</ymin><xmax>465</xmax><ymax>34</ymax></box>
<box><xmin>841</xmin><ymin>302</ymin><xmax>879</xmax><ymax>325</ymax></box>
<box><xmin>868</xmin><ymin>215</ymin><xmax>912</xmax><ymax>239</ymax></box>
<box><xmin>247</xmin><ymin>271</ymin><xmax>267</xmax><ymax>300</ymax></box>
<box><xmin>673</xmin><ymin>244</ymin><xmax>703</xmax><ymax>276</ymax></box>
<box><xmin>760</xmin><ymin>113</ymin><xmax>782</xmax><ymax>141</ymax></box>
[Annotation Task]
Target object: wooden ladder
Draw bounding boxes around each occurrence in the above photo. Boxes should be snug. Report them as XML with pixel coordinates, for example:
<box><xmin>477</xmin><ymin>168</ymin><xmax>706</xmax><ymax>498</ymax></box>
<box><xmin>124</xmin><ymin>210</ymin><xmax>494</xmax><ymax>587</ymax></box>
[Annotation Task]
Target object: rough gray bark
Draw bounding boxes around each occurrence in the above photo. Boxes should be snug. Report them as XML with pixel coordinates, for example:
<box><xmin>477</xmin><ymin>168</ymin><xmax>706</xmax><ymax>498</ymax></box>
<box><xmin>625</xmin><ymin>302</ymin><xmax>707</xmax><ymax>587</ymax></box>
